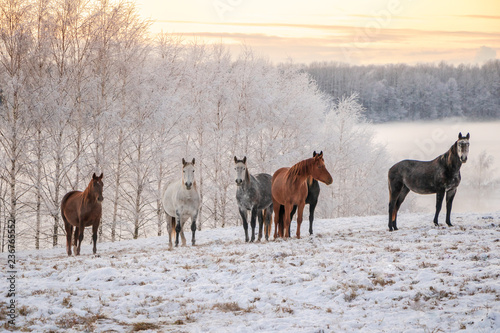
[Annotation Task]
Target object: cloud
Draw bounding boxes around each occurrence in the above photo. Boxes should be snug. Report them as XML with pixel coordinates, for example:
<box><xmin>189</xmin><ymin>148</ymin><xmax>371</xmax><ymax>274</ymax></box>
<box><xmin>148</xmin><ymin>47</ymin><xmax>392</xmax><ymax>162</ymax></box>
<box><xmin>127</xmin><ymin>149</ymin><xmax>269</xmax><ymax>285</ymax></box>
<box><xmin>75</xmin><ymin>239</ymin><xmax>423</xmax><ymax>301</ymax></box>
<box><xmin>474</xmin><ymin>46</ymin><xmax>497</xmax><ymax>63</ymax></box>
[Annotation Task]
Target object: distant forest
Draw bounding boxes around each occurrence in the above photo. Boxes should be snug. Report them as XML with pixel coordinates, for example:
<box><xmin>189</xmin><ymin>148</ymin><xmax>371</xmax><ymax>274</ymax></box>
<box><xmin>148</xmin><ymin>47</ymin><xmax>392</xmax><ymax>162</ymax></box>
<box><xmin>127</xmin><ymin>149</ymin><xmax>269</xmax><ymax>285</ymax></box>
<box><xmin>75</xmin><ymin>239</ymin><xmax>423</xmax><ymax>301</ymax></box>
<box><xmin>306</xmin><ymin>60</ymin><xmax>500</xmax><ymax>123</ymax></box>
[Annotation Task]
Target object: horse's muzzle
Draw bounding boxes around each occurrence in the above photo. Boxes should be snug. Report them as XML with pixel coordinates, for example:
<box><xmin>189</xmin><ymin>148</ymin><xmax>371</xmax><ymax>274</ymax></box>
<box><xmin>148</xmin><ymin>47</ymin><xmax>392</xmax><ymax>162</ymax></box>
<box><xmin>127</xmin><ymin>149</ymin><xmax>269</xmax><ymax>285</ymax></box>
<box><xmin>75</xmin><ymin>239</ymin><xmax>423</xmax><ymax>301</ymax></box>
<box><xmin>461</xmin><ymin>157</ymin><xmax>468</xmax><ymax>163</ymax></box>
<box><xmin>185</xmin><ymin>182</ymin><xmax>192</xmax><ymax>190</ymax></box>
<box><xmin>235</xmin><ymin>179</ymin><xmax>242</xmax><ymax>186</ymax></box>
<box><xmin>98</xmin><ymin>196</ymin><xmax>104</xmax><ymax>202</ymax></box>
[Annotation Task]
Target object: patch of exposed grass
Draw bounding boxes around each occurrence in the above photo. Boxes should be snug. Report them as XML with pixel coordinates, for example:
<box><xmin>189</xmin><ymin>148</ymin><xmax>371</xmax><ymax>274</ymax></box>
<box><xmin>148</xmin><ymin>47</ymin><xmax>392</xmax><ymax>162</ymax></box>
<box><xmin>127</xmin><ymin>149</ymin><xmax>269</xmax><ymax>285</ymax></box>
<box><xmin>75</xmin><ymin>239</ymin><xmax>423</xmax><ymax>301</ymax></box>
<box><xmin>132</xmin><ymin>322</ymin><xmax>160</xmax><ymax>331</ymax></box>
<box><xmin>54</xmin><ymin>312</ymin><xmax>106</xmax><ymax>330</ymax></box>
<box><xmin>212</xmin><ymin>302</ymin><xmax>243</xmax><ymax>312</ymax></box>
<box><xmin>62</xmin><ymin>296</ymin><xmax>72</xmax><ymax>308</ymax></box>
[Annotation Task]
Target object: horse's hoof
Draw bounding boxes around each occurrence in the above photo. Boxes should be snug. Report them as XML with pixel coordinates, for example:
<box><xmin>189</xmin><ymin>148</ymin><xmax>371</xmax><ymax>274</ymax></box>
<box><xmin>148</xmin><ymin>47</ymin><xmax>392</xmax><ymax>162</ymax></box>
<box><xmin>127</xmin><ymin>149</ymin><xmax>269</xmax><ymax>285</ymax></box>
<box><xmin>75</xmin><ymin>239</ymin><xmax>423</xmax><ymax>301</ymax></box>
<box><xmin>434</xmin><ymin>223</ymin><xmax>439</xmax><ymax>227</ymax></box>
<box><xmin>393</xmin><ymin>227</ymin><xmax>398</xmax><ymax>231</ymax></box>
<box><xmin>389</xmin><ymin>228</ymin><xmax>393</xmax><ymax>232</ymax></box>
<box><xmin>447</xmin><ymin>223</ymin><xmax>453</xmax><ymax>227</ymax></box>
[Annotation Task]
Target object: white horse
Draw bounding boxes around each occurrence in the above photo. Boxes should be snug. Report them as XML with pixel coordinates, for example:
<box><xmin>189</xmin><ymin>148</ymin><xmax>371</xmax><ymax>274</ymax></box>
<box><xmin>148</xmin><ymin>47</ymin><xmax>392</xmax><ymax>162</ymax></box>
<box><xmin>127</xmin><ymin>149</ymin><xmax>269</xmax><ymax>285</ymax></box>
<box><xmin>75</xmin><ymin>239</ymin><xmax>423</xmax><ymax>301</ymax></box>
<box><xmin>162</xmin><ymin>158</ymin><xmax>201</xmax><ymax>250</ymax></box>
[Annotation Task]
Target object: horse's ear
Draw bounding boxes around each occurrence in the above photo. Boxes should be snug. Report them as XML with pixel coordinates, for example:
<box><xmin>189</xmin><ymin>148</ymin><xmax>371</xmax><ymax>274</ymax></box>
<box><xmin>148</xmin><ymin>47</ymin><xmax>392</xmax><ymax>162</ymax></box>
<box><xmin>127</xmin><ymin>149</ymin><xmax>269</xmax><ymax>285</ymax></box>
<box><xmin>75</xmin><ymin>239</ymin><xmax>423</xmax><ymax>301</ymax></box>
<box><xmin>182</xmin><ymin>158</ymin><xmax>186</xmax><ymax>166</ymax></box>
<box><xmin>313</xmin><ymin>151</ymin><xmax>317</xmax><ymax>157</ymax></box>
<box><xmin>234</xmin><ymin>156</ymin><xmax>238</xmax><ymax>163</ymax></box>
<box><xmin>92</xmin><ymin>173</ymin><xmax>97</xmax><ymax>179</ymax></box>
<box><xmin>243</xmin><ymin>156</ymin><xmax>246</xmax><ymax>164</ymax></box>
<box><xmin>192</xmin><ymin>158</ymin><xmax>195</xmax><ymax>165</ymax></box>
<box><xmin>466</xmin><ymin>133</ymin><xmax>470</xmax><ymax>140</ymax></box>
<box><xmin>318</xmin><ymin>151</ymin><xmax>323</xmax><ymax>158</ymax></box>
<box><xmin>458</xmin><ymin>132</ymin><xmax>463</xmax><ymax>140</ymax></box>
<box><xmin>99</xmin><ymin>173</ymin><xmax>103</xmax><ymax>180</ymax></box>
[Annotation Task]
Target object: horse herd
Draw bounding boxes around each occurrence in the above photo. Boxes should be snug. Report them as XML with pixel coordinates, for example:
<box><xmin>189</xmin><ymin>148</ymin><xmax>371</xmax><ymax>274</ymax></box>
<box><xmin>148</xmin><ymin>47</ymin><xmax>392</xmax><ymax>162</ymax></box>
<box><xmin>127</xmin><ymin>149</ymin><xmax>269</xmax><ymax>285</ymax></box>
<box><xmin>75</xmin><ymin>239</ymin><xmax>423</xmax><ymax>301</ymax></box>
<box><xmin>60</xmin><ymin>133</ymin><xmax>470</xmax><ymax>256</ymax></box>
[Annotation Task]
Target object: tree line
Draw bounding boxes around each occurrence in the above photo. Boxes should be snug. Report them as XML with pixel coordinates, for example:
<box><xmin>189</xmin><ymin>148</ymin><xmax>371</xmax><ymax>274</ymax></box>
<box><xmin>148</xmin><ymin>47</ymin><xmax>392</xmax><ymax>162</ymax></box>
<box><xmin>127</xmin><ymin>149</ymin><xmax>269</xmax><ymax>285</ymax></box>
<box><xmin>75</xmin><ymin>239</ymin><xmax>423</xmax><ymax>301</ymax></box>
<box><xmin>0</xmin><ymin>0</ymin><xmax>387</xmax><ymax>250</ymax></box>
<box><xmin>306</xmin><ymin>61</ymin><xmax>500</xmax><ymax>123</ymax></box>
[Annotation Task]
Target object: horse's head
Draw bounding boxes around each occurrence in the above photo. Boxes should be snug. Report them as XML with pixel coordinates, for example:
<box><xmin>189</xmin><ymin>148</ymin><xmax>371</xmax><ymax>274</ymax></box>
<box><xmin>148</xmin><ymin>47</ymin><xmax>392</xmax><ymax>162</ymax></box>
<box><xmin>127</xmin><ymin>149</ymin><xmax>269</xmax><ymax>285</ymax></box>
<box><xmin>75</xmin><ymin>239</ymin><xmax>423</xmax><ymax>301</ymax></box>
<box><xmin>457</xmin><ymin>132</ymin><xmax>470</xmax><ymax>163</ymax></box>
<box><xmin>91</xmin><ymin>173</ymin><xmax>104</xmax><ymax>202</ymax></box>
<box><xmin>182</xmin><ymin>158</ymin><xmax>196</xmax><ymax>190</ymax></box>
<box><xmin>234</xmin><ymin>156</ymin><xmax>247</xmax><ymax>186</ymax></box>
<box><xmin>311</xmin><ymin>151</ymin><xmax>333</xmax><ymax>185</ymax></box>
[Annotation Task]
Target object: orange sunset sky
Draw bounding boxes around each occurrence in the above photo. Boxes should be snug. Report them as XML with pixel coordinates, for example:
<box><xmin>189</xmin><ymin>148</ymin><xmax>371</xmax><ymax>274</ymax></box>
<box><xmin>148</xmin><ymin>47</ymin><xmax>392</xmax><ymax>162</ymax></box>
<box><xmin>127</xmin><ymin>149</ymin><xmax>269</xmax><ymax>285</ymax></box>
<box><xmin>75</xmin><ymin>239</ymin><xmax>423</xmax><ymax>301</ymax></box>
<box><xmin>134</xmin><ymin>0</ymin><xmax>500</xmax><ymax>65</ymax></box>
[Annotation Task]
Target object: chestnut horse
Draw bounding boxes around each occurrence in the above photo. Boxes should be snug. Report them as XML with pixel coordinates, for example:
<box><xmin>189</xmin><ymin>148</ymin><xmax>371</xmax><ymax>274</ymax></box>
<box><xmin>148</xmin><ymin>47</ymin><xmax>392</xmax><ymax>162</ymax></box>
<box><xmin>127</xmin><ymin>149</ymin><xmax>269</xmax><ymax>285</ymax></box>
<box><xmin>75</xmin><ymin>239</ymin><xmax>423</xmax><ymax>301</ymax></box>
<box><xmin>272</xmin><ymin>151</ymin><xmax>333</xmax><ymax>239</ymax></box>
<box><xmin>61</xmin><ymin>173</ymin><xmax>103</xmax><ymax>256</ymax></box>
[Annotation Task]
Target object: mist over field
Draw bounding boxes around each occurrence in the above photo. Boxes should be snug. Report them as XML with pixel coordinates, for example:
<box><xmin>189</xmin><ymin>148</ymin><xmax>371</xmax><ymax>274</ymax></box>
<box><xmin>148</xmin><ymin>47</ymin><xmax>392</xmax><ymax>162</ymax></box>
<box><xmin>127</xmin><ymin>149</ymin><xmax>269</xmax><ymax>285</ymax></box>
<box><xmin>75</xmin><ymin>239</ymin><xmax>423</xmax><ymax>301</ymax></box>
<box><xmin>371</xmin><ymin>120</ymin><xmax>500</xmax><ymax>214</ymax></box>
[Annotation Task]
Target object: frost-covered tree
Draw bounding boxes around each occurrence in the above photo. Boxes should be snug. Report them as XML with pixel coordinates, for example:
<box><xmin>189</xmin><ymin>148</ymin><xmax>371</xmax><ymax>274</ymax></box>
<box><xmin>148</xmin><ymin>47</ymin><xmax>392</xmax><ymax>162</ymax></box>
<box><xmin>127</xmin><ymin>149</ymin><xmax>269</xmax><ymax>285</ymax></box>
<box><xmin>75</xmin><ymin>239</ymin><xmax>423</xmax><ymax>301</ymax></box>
<box><xmin>317</xmin><ymin>94</ymin><xmax>387</xmax><ymax>217</ymax></box>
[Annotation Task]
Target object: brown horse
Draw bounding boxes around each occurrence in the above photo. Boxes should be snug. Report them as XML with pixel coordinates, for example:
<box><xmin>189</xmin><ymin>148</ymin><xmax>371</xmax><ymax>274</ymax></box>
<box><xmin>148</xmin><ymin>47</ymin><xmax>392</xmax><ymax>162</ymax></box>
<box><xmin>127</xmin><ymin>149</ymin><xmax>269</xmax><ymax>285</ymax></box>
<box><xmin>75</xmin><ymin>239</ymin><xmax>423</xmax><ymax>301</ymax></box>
<box><xmin>61</xmin><ymin>173</ymin><xmax>103</xmax><ymax>256</ymax></box>
<box><xmin>272</xmin><ymin>151</ymin><xmax>333</xmax><ymax>239</ymax></box>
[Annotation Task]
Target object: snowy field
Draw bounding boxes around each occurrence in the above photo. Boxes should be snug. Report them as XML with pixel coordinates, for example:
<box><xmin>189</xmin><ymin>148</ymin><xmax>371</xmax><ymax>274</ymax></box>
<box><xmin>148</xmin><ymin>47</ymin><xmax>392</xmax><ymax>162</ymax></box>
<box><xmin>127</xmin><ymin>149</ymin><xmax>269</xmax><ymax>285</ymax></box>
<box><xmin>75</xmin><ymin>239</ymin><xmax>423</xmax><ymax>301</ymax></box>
<box><xmin>4</xmin><ymin>212</ymin><xmax>500</xmax><ymax>332</ymax></box>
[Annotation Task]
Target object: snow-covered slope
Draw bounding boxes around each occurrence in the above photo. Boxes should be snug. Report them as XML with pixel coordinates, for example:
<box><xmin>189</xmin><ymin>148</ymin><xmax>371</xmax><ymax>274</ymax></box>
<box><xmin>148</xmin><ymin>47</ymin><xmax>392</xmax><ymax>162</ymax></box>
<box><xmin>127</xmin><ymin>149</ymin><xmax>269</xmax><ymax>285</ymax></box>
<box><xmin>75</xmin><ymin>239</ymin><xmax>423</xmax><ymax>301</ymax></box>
<box><xmin>5</xmin><ymin>213</ymin><xmax>500</xmax><ymax>332</ymax></box>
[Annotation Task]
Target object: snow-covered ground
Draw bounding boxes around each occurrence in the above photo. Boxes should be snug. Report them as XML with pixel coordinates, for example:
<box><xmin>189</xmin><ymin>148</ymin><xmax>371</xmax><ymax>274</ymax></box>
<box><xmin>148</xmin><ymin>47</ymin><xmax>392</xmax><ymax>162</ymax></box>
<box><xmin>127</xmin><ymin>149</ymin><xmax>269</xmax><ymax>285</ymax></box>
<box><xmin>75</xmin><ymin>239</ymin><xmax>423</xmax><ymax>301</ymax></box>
<box><xmin>4</xmin><ymin>212</ymin><xmax>500</xmax><ymax>332</ymax></box>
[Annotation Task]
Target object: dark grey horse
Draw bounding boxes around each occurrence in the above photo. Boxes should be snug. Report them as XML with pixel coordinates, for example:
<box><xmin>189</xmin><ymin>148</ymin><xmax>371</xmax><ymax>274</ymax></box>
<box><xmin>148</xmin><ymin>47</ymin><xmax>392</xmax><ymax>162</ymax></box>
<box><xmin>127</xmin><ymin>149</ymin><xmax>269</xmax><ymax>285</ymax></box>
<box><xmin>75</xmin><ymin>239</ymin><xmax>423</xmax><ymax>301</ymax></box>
<box><xmin>279</xmin><ymin>177</ymin><xmax>320</xmax><ymax>236</ymax></box>
<box><xmin>388</xmin><ymin>132</ymin><xmax>470</xmax><ymax>231</ymax></box>
<box><xmin>234</xmin><ymin>156</ymin><xmax>273</xmax><ymax>242</ymax></box>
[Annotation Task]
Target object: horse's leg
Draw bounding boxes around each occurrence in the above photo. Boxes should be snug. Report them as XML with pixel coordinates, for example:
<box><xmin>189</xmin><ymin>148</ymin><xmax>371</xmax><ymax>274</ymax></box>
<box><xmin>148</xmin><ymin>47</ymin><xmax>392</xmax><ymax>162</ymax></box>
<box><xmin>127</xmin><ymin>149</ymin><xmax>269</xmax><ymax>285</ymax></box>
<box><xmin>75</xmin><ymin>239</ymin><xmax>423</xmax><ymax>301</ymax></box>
<box><xmin>288</xmin><ymin>205</ymin><xmax>297</xmax><ymax>240</ymax></box>
<box><xmin>257</xmin><ymin>209</ymin><xmax>264</xmax><ymax>242</ymax></box>
<box><xmin>272</xmin><ymin>200</ymin><xmax>281</xmax><ymax>239</ymax></box>
<box><xmin>180</xmin><ymin>217</ymin><xmax>187</xmax><ymax>246</ymax></box>
<box><xmin>388</xmin><ymin>180</ymin><xmax>403</xmax><ymax>231</ymax></box>
<box><xmin>295</xmin><ymin>203</ymin><xmax>305</xmax><ymax>239</ymax></box>
<box><xmin>92</xmin><ymin>222</ymin><xmax>99</xmax><ymax>255</ymax></box>
<box><xmin>167</xmin><ymin>215</ymin><xmax>175</xmax><ymax>250</ymax></box>
<box><xmin>175</xmin><ymin>210</ymin><xmax>182</xmax><ymax>247</ymax></box>
<box><xmin>64</xmin><ymin>221</ymin><xmax>73</xmax><ymax>256</ymax></box>
<box><xmin>73</xmin><ymin>227</ymin><xmax>79</xmax><ymax>255</ymax></box>
<box><xmin>264</xmin><ymin>205</ymin><xmax>272</xmax><ymax>241</ymax></box>
<box><xmin>445</xmin><ymin>189</ymin><xmax>456</xmax><ymax>227</ymax></box>
<box><xmin>239</xmin><ymin>207</ymin><xmax>249</xmax><ymax>242</ymax></box>
<box><xmin>277</xmin><ymin>205</ymin><xmax>285</xmax><ymax>238</ymax></box>
<box><xmin>250</xmin><ymin>206</ymin><xmax>258</xmax><ymax>242</ymax></box>
<box><xmin>433</xmin><ymin>190</ymin><xmax>445</xmax><ymax>227</ymax></box>
<box><xmin>309</xmin><ymin>200</ymin><xmax>317</xmax><ymax>235</ymax></box>
<box><xmin>393</xmin><ymin>185</ymin><xmax>410</xmax><ymax>231</ymax></box>
<box><xmin>77</xmin><ymin>225</ymin><xmax>84</xmax><ymax>255</ymax></box>
<box><xmin>283</xmin><ymin>204</ymin><xmax>293</xmax><ymax>238</ymax></box>
<box><xmin>191</xmin><ymin>212</ymin><xmax>198</xmax><ymax>246</ymax></box>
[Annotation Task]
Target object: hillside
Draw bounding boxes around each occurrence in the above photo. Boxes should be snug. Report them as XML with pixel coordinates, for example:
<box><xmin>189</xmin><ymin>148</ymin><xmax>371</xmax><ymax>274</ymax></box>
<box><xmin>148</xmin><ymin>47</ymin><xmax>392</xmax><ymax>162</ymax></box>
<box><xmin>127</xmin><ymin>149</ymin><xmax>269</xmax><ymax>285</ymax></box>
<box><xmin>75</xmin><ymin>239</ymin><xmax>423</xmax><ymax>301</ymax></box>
<box><xmin>4</xmin><ymin>213</ymin><xmax>500</xmax><ymax>332</ymax></box>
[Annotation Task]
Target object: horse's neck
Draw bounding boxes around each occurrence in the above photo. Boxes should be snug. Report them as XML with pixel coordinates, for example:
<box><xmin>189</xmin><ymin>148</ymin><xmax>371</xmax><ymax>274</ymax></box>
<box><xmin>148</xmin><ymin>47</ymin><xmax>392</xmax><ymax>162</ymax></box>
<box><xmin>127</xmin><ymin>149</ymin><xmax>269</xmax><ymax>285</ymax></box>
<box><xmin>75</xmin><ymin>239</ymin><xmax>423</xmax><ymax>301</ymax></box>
<box><xmin>287</xmin><ymin>162</ymin><xmax>311</xmax><ymax>186</ymax></box>
<box><xmin>443</xmin><ymin>143</ymin><xmax>462</xmax><ymax>172</ymax></box>
<box><xmin>82</xmin><ymin>185</ymin><xmax>96</xmax><ymax>202</ymax></box>
<box><xmin>242</xmin><ymin>169</ymin><xmax>252</xmax><ymax>188</ymax></box>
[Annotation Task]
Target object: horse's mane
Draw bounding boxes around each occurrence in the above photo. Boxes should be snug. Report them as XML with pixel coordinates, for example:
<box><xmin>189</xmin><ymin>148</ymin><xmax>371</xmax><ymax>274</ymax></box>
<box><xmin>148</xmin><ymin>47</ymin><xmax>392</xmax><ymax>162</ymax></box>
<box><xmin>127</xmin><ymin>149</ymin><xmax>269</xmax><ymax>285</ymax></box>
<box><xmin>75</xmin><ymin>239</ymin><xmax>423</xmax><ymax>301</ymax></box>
<box><xmin>286</xmin><ymin>158</ymin><xmax>313</xmax><ymax>183</ymax></box>
<box><xmin>245</xmin><ymin>168</ymin><xmax>251</xmax><ymax>184</ymax></box>
<box><xmin>82</xmin><ymin>180</ymin><xmax>94</xmax><ymax>202</ymax></box>
<box><xmin>441</xmin><ymin>141</ymin><xmax>459</xmax><ymax>167</ymax></box>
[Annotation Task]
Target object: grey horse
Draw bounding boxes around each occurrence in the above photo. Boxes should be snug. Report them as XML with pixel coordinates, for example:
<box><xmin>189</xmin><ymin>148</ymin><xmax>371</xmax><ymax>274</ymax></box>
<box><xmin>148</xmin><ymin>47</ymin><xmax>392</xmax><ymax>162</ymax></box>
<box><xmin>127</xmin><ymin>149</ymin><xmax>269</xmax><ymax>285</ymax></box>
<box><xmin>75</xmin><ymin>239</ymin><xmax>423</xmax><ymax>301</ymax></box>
<box><xmin>234</xmin><ymin>156</ymin><xmax>273</xmax><ymax>242</ymax></box>
<box><xmin>388</xmin><ymin>132</ymin><xmax>470</xmax><ymax>231</ymax></box>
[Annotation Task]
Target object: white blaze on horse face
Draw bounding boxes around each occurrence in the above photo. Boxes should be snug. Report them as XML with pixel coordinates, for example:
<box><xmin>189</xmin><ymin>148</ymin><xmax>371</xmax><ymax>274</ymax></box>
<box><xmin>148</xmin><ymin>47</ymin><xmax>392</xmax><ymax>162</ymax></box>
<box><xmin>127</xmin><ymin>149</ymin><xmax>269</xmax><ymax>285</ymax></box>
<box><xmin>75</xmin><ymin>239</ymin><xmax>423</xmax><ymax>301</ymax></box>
<box><xmin>182</xmin><ymin>163</ymin><xmax>195</xmax><ymax>190</ymax></box>
<box><xmin>457</xmin><ymin>139</ymin><xmax>470</xmax><ymax>163</ymax></box>
<box><xmin>235</xmin><ymin>161</ymin><xmax>246</xmax><ymax>186</ymax></box>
